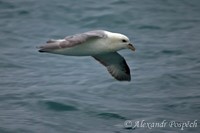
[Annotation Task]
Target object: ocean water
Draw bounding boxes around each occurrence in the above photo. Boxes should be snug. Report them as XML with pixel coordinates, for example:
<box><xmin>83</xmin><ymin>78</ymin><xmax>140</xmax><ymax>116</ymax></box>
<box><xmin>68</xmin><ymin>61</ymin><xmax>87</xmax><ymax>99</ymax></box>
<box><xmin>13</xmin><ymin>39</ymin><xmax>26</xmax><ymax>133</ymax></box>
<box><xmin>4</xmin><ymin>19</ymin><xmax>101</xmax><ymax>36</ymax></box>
<box><xmin>0</xmin><ymin>0</ymin><xmax>200</xmax><ymax>133</ymax></box>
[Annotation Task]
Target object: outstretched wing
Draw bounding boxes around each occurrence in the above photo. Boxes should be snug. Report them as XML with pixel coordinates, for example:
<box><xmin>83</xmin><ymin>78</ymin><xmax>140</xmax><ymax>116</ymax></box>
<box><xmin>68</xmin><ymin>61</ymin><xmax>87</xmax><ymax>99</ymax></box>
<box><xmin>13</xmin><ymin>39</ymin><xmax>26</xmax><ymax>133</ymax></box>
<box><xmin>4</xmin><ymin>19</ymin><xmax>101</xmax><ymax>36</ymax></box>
<box><xmin>93</xmin><ymin>52</ymin><xmax>131</xmax><ymax>81</ymax></box>
<box><xmin>38</xmin><ymin>30</ymin><xmax>106</xmax><ymax>52</ymax></box>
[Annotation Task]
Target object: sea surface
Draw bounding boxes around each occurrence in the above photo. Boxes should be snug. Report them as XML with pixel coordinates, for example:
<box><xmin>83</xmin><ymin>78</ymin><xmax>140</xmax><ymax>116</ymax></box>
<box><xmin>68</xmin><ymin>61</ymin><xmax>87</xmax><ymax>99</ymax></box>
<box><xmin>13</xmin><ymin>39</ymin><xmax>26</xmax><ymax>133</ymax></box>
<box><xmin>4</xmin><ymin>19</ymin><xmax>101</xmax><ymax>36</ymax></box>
<box><xmin>0</xmin><ymin>0</ymin><xmax>200</xmax><ymax>133</ymax></box>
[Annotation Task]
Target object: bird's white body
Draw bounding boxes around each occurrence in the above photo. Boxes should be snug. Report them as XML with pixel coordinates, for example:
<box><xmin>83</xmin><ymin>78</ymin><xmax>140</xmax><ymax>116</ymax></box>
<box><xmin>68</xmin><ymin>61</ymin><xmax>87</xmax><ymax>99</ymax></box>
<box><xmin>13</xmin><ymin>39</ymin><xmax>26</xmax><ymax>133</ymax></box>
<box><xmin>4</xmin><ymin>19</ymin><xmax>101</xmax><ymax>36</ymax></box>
<box><xmin>51</xmin><ymin>38</ymin><xmax>109</xmax><ymax>56</ymax></box>
<box><xmin>49</xmin><ymin>31</ymin><xmax>128</xmax><ymax>56</ymax></box>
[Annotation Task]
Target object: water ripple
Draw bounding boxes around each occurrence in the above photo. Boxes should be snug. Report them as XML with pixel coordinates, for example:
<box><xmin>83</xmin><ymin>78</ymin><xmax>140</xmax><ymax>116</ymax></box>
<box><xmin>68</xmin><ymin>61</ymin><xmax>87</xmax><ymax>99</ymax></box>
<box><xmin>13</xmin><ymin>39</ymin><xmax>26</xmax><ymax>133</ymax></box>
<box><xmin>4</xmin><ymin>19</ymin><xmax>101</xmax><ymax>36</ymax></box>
<box><xmin>41</xmin><ymin>101</ymin><xmax>79</xmax><ymax>112</ymax></box>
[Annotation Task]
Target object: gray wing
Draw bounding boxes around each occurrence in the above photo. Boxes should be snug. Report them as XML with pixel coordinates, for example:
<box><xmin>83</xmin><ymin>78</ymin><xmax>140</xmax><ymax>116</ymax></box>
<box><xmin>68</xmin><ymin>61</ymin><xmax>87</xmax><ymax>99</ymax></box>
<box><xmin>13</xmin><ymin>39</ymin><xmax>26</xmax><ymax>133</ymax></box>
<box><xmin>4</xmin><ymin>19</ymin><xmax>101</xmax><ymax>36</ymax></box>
<box><xmin>39</xmin><ymin>30</ymin><xmax>106</xmax><ymax>52</ymax></box>
<box><xmin>93</xmin><ymin>52</ymin><xmax>131</xmax><ymax>81</ymax></box>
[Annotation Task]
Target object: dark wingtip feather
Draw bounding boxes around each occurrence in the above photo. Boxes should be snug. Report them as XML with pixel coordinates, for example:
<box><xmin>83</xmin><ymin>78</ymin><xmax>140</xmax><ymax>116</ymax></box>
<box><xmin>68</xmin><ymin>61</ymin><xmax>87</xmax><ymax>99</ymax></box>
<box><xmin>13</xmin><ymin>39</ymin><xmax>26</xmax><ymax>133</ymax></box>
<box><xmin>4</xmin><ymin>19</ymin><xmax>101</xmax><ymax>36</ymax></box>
<box><xmin>38</xmin><ymin>49</ymin><xmax>45</xmax><ymax>52</ymax></box>
<box><xmin>46</xmin><ymin>39</ymin><xmax>56</xmax><ymax>43</ymax></box>
<box><xmin>36</xmin><ymin>45</ymin><xmax>46</xmax><ymax>53</ymax></box>
<box><xmin>112</xmin><ymin>73</ymin><xmax>131</xmax><ymax>81</ymax></box>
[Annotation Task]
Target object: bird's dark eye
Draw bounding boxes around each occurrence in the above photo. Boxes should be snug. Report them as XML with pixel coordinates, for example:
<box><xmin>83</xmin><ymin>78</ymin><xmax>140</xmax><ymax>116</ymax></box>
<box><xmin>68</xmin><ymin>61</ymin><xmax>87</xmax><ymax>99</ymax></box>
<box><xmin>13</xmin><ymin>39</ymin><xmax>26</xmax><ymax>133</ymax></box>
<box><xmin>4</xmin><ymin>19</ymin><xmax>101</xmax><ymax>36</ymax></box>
<box><xmin>122</xmin><ymin>39</ymin><xmax>127</xmax><ymax>43</ymax></box>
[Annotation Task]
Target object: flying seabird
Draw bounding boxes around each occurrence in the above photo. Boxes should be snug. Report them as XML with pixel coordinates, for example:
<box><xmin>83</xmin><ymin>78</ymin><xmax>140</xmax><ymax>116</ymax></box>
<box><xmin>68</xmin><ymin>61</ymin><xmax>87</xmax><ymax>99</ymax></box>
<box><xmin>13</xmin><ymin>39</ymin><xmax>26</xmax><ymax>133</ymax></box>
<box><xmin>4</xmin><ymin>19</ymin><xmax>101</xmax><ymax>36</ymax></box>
<box><xmin>38</xmin><ymin>30</ymin><xmax>135</xmax><ymax>81</ymax></box>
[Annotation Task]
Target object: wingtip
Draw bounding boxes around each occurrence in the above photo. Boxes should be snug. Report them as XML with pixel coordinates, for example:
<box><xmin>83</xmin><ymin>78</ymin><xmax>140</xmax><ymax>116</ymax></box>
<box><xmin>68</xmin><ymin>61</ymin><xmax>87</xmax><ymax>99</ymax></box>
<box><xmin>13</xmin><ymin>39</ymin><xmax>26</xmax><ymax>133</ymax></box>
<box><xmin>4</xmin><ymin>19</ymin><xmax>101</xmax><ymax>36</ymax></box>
<box><xmin>36</xmin><ymin>46</ymin><xmax>46</xmax><ymax>53</ymax></box>
<box><xmin>115</xmin><ymin>77</ymin><xmax>131</xmax><ymax>81</ymax></box>
<box><xmin>38</xmin><ymin>49</ymin><xmax>45</xmax><ymax>52</ymax></box>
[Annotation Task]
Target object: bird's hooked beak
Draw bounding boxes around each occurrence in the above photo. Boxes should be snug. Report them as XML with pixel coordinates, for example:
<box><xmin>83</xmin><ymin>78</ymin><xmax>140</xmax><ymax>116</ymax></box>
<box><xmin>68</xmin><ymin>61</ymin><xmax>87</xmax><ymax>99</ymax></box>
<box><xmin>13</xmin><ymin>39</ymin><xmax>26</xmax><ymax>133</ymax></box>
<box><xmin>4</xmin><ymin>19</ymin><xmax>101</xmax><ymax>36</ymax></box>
<box><xmin>127</xmin><ymin>43</ymin><xmax>135</xmax><ymax>51</ymax></box>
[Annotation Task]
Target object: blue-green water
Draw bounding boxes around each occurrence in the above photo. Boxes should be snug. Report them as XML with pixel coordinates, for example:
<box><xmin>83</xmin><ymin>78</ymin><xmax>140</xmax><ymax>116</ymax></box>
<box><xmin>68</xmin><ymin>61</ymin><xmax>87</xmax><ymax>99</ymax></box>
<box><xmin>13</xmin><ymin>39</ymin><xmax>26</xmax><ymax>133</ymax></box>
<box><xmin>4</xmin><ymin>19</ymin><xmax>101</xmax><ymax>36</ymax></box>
<box><xmin>0</xmin><ymin>0</ymin><xmax>200</xmax><ymax>133</ymax></box>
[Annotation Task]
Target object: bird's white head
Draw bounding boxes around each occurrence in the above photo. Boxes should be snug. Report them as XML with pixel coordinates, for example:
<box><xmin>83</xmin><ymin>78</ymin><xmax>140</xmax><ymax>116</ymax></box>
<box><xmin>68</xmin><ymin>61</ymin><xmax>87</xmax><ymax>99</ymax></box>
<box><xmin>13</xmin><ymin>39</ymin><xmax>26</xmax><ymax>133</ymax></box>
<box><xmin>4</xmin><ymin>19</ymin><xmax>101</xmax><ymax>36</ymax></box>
<box><xmin>105</xmin><ymin>31</ymin><xmax>135</xmax><ymax>52</ymax></box>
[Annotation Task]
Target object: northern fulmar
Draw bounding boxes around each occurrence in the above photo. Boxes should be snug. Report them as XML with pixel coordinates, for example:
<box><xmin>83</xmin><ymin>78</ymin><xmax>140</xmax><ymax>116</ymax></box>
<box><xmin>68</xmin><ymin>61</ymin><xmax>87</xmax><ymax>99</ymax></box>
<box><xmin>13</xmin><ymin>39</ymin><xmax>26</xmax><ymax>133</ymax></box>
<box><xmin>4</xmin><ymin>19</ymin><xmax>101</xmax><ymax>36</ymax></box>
<box><xmin>38</xmin><ymin>30</ymin><xmax>135</xmax><ymax>81</ymax></box>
